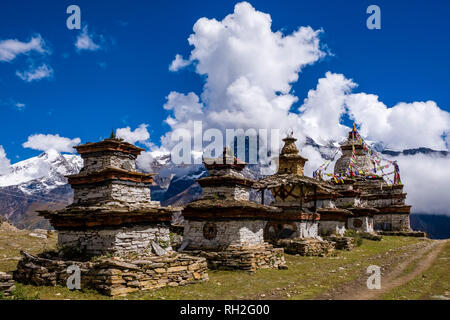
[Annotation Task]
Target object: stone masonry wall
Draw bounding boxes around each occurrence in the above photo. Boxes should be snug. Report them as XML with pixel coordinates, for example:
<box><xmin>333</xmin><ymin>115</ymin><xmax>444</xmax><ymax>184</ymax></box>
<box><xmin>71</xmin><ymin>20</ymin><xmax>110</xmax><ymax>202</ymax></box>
<box><xmin>277</xmin><ymin>238</ymin><xmax>335</xmax><ymax>256</ymax></box>
<box><xmin>201</xmin><ymin>185</ymin><xmax>250</xmax><ymax>201</ymax></box>
<box><xmin>183</xmin><ymin>220</ymin><xmax>265</xmax><ymax>250</ymax></box>
<box><xmin>73</xmin><ymin>181</ymin><xmax>151</xmax><ymax>205</ymax></box>
<box><xmin>58</xmin><ymin>224</ymin><xmax>171</xmax><ymax>256</ymax></box>
<box><xmin>374</xmin><ymin>214</ymin><xmax>411</xmax><ymax>231</ymax></box>
<box><xmin>334</xmin><ymin>197</ymin><xmax>362</xmax><ymax>207</ymax></box>
<box><xmin>348</xmin><ymin>216</ymin><xmax>374</xmax><ymax>233</ymax></box>
<box><xmin>186</xmin><ymin>244</ymin><xmax>286</xmax><ymax>272</ymax></box>
<box><xmin>319</xmin><ymin>221</ymin><xmax>346</xmax><ymax>236</ymax></box>
<box><xmin>14</xmin><ymin>251</ymin><xmax>208</xmax><ymax>296</ymax></box>
<box><xmin>81</xmin><ymin>152</ymin><xmax>136</xmax><ymax>173</ymax></box>
<box><xmin>294</xmin><ymin>221</ymin><xmax>319</xmax><ymax>238</ymax></box>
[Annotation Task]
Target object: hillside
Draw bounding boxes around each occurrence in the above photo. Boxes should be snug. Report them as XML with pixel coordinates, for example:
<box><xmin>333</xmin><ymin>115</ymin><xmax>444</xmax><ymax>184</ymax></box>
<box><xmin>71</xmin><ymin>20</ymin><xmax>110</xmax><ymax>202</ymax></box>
<box><xmin>410</xmin><ymin>214</ymin><xmax>450</xmax><ymax>239</ymax></box>
<box><xmin>0</xmin><ymin>225</ymin><xmax>448</xmax><ymax>300</ymax></box>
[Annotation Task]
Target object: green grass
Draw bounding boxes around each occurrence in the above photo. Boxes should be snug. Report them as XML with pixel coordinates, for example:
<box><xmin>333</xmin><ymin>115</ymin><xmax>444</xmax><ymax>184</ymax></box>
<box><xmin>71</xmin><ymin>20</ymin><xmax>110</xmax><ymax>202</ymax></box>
<box><xmin>380</xmin><ymin>241</ymin><xmax>450</xmax><ymax>300</ymax></box>
<box><xmin>0</xmin><ymin>228</ymin><xmax>57</xmax><ymax>272</ymax></box>
<box><xmin>0</xmin><ymin>229</ymin><xmax>435</xmax><ymax>300</ymax></box>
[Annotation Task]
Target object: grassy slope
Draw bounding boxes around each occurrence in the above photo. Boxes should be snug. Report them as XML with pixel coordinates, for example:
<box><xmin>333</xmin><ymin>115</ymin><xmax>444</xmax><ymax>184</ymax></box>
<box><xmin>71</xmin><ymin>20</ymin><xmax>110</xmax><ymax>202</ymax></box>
<box><xmin>380</xmin><ymin>240</ymin><xmax>450</xmax><ymax>300</ymax></box>
<box><xmin>1</xmin><ymin>225</ymin><xmax>447</xmax><ymax>300</ymax></box>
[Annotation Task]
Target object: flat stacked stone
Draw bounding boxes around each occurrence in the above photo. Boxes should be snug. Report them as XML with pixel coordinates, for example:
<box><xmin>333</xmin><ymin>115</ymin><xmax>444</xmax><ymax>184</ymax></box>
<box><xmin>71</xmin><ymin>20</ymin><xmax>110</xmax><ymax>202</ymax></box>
<box><xmin>14</xmin><ymin>251</ymin><xmax>208</xmax><ymax>296</ymax></box>
<box><xmin>355</xmin><ymin>179</ymin><xmax>411</xmax><ymax>231</ymax></box>
<box><xmin>189</xmin><ymin>244</ymin><xmax>285</xmax><ymax>271</ymax></box>
<box><xmin>0</xmin><ymin>272</ymin><xmax>15</xmax><ymax>296</ymax></box>
<box><xmin>277</xmin><ymin>238</ymin><xmax>335</xmax><ymax>257</ymax></box>
<box><xmin>325</xmin><ymin>235</ymin><xmax>355</xmax><ymax>251</ymax></box>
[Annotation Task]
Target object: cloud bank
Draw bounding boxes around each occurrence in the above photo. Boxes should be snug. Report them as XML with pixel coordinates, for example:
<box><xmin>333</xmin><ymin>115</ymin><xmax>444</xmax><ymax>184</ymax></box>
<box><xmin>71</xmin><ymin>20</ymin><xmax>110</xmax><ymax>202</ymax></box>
<box><xmin>0</xmin><ymin>146</ymin><xmax>11</xmax><ymax>175</ymax></box>
<box><xmin>159</xmin><ymin>1</ymin><xmax>450</xmax><ymax>215</ymax></box>
<box><xmin>22</xmin><ymin>134</ymin><xmax>81</xmax><ymax>153</ymax></box>
<box><xmin>162</xmin><ymin>1</ymin><xmax>325</xmax><ymax>148</ymax></box>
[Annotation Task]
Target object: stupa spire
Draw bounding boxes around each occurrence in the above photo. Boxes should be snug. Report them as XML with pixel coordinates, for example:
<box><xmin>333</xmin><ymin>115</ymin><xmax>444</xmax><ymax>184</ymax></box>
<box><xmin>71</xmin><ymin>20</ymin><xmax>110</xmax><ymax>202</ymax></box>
<box><xmin>277</xmin><ymin>134</ymin><xmax>307</xmax><ymax>175</ymax></box>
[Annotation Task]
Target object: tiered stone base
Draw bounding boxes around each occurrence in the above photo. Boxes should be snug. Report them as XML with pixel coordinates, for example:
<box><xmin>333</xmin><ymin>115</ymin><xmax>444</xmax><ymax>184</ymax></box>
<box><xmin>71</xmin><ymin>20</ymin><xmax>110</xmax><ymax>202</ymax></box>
<box><xmin>185</xmin><ymin>244</ymin><xmax>287</xmax><ymax>272</ymax></box>
<box><xmin>14</xmin><ymin>251</ymin><xmax>208</xmax><ymax>296</ymax></box>
<box><xmin>0</xmin><ymin>272</ymin><xmax>15</xmax><ymax>296</ymax></box>
<box><xmin>325</xmin><ymin>236</ymin><xmax>355</xmax><ymax>251</ymax></box>
<box><xmin>276</xmin><ymin>238</ymin><xmax>335</xmax><ymax>256</ymax></box>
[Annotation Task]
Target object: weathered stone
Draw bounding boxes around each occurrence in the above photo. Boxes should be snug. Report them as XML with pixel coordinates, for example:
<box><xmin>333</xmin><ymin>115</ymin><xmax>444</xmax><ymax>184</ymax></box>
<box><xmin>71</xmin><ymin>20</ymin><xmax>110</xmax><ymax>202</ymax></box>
<box><xmin>14</xmin><ymin>251</ymin><xmax>208</xmax><ymax>297</ymax></box>
<box><xmin>0</xmin><ymin>272</ymin><xmax>15</xmax><ymax>296</ymax></box>
<box><xmin>151</xmin><ymin>241</ymin><xmax>167</xmax><ymax>256</ymax></box>
<box><xmin>325</xmin><ymin>236</ymin><xmax>355</xmax><ymax>251</ymax></box>
<box><xmin>186</xmin><ymin>244</ymin><xmax>286</xmax><ymax>272</ymax></box>
<box><xmin>277</xmin><ymin>238</ymin><xmax>335</xmax><ymax>256</ymax></box>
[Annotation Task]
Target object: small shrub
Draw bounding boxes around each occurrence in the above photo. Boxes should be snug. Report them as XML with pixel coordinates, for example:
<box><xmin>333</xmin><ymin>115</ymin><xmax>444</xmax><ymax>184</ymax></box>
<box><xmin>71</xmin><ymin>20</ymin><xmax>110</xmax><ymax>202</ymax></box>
<box><xmin>58</xmin><ymin>245</ymin><xmax>88</xmax><ymax>260</ymax></box>
<box><xmin>354</xmin><ymin>236</ymin><xmax>363</xmax><ymax>247</ymax></box>
<box><xmin>344</xmin><ymin>229</ymin><xmax>357</xmax><ymax>237</ymax></box>
<box><xmin>344</xmin><ymin>229</ymin><xmax>363</xmax><ymax>246</ymax></box>
<box><xmin>10</xmin><ymin>285</ymin><xmax>40</xmax><ymax>300</ymax></box>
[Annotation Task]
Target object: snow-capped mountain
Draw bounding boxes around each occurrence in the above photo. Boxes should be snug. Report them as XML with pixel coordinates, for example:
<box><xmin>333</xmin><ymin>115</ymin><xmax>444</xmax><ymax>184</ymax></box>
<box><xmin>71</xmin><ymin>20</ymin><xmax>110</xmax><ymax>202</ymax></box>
<box><xmin>0</xmin><ymin>150</ymin><xmax>82</xmax><ymax>229</ymax></box>
<box><xmin>0</xmin><ymin>149</ymin><xmax>82</xmax><ymax>192</ymax></box>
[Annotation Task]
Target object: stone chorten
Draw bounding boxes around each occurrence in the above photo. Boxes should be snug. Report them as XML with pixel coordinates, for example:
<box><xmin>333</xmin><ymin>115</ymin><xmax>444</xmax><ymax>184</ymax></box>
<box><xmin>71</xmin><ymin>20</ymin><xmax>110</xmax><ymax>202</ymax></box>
<box><xmin>334</xmin><ymin>129</ymin><xmax>376</xmax><ymax>176</ymax></box>
<box><xmin>333</xmin><ymin>128</ymin><xmax>411</xmax><ymax>232</ymax></box>
<box><xmin>254</xmin><ymin>134</ymin><xmax>348</xmax><ymax>244</ymax></box>
<box><xmin>277</xmin><ymin>134</ymin><xmax>308</xmax><ymax>175</ymax></box>
<box><xmin>181</xmin><ymin>147</ymin><xmax>286</xmax><ymax>271</ymax></box>
<box><xmin>14</xmin><ymin>134</ymin><xmax>208</xmax><ymax>296</ymax></box>
<box><xmin>39</xmin><ymin>134</ymin><xmax>177</xmax><ymax>255</ymax></box>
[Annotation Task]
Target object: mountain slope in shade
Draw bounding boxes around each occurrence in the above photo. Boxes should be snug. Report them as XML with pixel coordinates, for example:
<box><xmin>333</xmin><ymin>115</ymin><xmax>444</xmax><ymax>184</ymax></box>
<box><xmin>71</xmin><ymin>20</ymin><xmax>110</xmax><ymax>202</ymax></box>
<box><xmin>410</xmin><ymin>214</ymin><xmax>450</xmax><ymax>239</ymax></box>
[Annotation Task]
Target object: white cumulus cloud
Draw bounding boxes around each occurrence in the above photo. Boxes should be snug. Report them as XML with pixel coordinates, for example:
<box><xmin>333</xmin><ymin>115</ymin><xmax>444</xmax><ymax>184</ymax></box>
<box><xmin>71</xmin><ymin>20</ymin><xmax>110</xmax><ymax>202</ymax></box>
<box><xmin>346</xmin><ymin>95</ymin><xmax>450</xmax><ymax>151</ymax></box>
<box><xmin>75</xmin><ymin>25</ymin><xmax>103</xmax><ymax>51</ymax></box>
<box><xmin>0</xmin><ymin>35</ymin><xmax>47</xmax><ymax>62</ymax></box>
<box><xmin>169</xmin><ymin>54</ymin><xmax>190</xmax><ymax>71</ymax></box>
<box><xmin>160</xmin><ymin>1</ymin><xmax>450</xmax><ymax>216</ymax></box>
<box><xmin>163</xmin><ymin>1</ymin><xmax>325</xmax><ymax>148</ymax></box>
<box><xmin>0</xmin><ymin>146</ymin><xmax>11</xmax><ymax>175</ymax></box>
<box><xmin>22</xmin><ymin>134</ymin><xmax>81</xmax><ymax>153</ymax></box>
<box><xmin>298</xmin><ymin>72</ymin><xmax>356</xmax><ymax>144</ymax></box>
<box><xmin>16</xmin><ymin>63</ymin><xmax>54</xmax><ymax>82</ymax></box>
<box><xmin>116</xmin><ymin>124</ymin><xmax>151</xmax><ymax>146</ymax></box>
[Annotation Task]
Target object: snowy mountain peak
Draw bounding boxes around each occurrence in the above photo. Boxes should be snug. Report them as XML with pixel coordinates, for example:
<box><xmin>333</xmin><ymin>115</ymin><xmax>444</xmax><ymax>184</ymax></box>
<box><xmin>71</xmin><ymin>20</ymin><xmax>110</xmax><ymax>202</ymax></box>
<box><xmin>0</xmin><ymin>150</ymin><xmax>83</xmax><ymax>188</ymax></box>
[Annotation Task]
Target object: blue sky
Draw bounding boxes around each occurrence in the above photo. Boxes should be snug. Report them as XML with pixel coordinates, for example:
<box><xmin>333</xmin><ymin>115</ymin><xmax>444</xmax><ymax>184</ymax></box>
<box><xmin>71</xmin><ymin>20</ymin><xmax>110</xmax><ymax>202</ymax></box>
<box><xmin>1</xmin><ymin>0</ymin><xmax>449</xmax><ymax>162</ymax></box>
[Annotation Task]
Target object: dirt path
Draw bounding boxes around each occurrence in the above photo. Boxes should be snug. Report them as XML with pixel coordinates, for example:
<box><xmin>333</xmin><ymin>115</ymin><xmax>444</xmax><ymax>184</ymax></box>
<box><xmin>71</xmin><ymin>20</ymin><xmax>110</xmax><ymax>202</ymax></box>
<box><xmin>320</xmin><ymin>240</ymin><xmax>446</xmax><ymax>300</ymax></box>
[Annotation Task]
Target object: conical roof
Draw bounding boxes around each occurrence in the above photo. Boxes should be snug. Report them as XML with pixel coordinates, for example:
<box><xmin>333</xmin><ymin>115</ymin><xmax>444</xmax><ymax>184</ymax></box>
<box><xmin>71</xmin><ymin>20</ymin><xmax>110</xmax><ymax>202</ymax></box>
<box><xmin>277</xmin><ymin>134</ymin><xmax>307</xmax><ymax>175</ymax></box>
